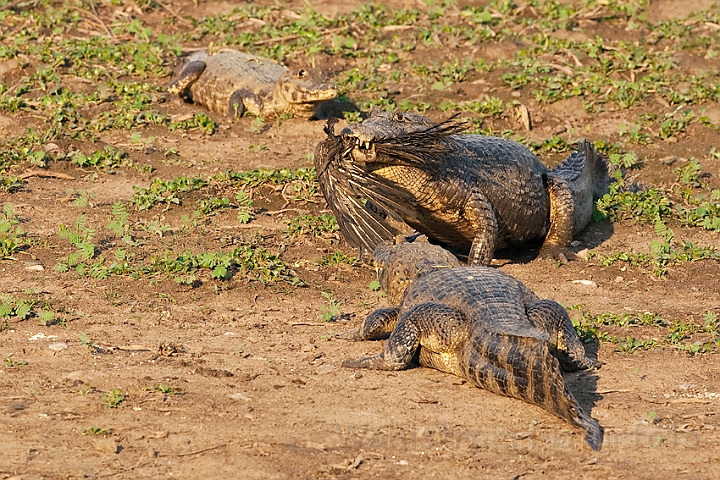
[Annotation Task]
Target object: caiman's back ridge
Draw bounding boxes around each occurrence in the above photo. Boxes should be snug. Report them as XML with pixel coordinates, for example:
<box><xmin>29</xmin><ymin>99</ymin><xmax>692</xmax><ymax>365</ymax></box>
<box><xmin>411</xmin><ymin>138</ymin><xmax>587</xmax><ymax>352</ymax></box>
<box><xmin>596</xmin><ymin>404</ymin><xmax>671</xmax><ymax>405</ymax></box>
<box><xmin>340</xmin><ymin>239</ymin><xmax>603</xmax><ymax>450</ymax></box>
<box><xmin>315</xmin><ymin>110</ymin><xmax>610</xmax><ymax>264</ymax></box>
<box><xmin>167</xmin><ymin>49</ymin><xmax>338</xmax><ymax>119</ymax></box>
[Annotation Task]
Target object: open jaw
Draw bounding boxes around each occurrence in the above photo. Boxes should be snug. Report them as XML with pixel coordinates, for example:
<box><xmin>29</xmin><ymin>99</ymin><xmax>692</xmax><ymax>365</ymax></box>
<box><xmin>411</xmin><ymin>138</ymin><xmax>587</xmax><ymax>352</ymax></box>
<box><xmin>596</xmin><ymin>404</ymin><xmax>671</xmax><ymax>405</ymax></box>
<box><xmin>342</xmin><ymin>135</ymin><xmax>377</xmax><ymax>162</ymax></box>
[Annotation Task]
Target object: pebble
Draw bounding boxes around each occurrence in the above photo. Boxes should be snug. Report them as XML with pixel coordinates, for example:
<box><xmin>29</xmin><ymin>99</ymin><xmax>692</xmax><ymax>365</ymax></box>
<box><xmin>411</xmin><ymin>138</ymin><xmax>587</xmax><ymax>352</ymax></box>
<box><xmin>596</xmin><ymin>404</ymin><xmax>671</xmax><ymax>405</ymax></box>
<box><xmin>48</xmin><ymin>342</ymin><xmax>68</xmax><ymax>351</ymax></box>
<box><xmin>230</xmin><ymin>392</ymin><xmax>252</xmax><ymax>402</ymax></box>
<box><xmin>94</xmin><ymin>438</ymin><xmax>118</xmax><ymax>455</ymax></box>
<box><xmin>576</xmin><ymin>248</ymin><xmax>590</xmax><ymax>260</ymax></box>
<box><xmin>572</xmin><ymin>279</ymin><xmax>598</xmax><ymax>288</ymax></box>
<box><xmin>615</xmin><ymin>276</ymin><xmax>624</xmax><ymax>283</ymax></box>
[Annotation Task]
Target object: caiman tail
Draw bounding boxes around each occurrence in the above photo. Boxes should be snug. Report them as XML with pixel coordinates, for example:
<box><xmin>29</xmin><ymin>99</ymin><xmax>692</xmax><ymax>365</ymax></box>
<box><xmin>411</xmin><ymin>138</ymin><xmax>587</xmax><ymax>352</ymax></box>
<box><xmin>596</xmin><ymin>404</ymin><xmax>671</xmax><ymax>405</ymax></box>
<box><xmin>550</xmin><ymin>140</ymin><xmax>610</xmax><ymax>235</ymax></box>
<box><xmin>462</xmin><ymin>332</ymin><xmax>603</xmax><ymax>450</ymax></box>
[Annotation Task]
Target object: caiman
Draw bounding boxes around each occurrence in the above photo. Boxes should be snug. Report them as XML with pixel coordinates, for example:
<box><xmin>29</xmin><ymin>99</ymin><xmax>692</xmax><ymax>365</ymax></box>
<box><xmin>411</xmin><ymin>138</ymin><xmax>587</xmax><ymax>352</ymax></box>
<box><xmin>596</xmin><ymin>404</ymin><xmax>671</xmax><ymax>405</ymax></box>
<box><xmin>339</xmin><ymin>238</ymin><xmax>603</xmax><ymax>450</ymax></box>
<box><xmin>167</xmin><ymin>49</ymin><xmax>338</xmax><ymax>119</ymax></box>
<box><xmin>314</xmin><ymin>110</ymin><xmax>610</xmax><ymax>264</ymax></box>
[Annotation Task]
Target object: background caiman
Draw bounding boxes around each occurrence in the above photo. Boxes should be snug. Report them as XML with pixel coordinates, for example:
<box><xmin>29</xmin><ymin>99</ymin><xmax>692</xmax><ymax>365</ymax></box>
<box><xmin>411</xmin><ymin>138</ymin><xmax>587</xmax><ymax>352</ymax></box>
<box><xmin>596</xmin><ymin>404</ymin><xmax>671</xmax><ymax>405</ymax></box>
<box><xmin>315</xmin><ymin>110</ymin><xmax>610</xmax><ymax>265</ymax></box>
<box><xmin>167</xmin><ymin>49</ymin><xmax>338</xmax><ymax>119</ymax></box>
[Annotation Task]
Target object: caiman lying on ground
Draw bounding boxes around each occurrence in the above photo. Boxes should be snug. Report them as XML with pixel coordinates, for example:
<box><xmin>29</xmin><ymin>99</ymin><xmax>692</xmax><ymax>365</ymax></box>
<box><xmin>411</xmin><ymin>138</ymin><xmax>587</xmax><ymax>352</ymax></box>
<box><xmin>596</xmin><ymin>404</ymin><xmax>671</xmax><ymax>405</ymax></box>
<box><xmin>339</xmin><ymin>238</ymin><xmax>603</xmax><ymax>450</ymax></box>
<box><xmin>167</xmin><ymin>49</ymin><xmax>338</xmax><ymax>119</ymax></box>
<box><xmin>315</xmin><ymin>110</ymin><xmax>610</xmax><ymax>264</ymax></box>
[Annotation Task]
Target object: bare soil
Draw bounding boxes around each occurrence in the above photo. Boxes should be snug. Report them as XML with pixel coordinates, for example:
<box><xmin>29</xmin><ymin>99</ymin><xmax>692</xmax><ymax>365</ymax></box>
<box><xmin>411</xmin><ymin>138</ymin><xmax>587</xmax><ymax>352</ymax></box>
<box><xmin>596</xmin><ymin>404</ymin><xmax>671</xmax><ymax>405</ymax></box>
<box><xmin>1</xmin><ymin>1</ymin><xmax>719</xmax><ymax>479</ymax></box>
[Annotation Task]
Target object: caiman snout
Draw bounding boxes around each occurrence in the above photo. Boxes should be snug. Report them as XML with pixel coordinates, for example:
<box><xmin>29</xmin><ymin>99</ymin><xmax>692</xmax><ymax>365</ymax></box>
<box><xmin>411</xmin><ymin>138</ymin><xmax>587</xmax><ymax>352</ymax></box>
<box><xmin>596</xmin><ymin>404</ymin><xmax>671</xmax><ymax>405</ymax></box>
<box><xmin>340</xmin><ymin>128</ymin><xmax>377</xmax><ymax>163</ymax></box>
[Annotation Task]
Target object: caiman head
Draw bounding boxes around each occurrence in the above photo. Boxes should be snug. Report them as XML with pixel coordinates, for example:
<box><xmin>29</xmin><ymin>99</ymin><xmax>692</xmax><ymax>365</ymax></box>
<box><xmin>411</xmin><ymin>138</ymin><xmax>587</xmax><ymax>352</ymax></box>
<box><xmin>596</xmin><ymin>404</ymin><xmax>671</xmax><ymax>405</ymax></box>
<box><xmin>331</xmin><ymin>109</ymin><xmax>468</xmax><ymax>169</ymax></box>
<box><xmin>373</xmin><ymin>237</ymin><xmax>461</xmax><ymax>304</ymax></box>
<box><xmin>313</xmin><ymin>112</ymin><xmax>466</xmax><ymax>255</ymax></box>
<box><xmin>275</xmin><ymin>69</ymin><xmax>338</xmax><ymax>114</ymax></box>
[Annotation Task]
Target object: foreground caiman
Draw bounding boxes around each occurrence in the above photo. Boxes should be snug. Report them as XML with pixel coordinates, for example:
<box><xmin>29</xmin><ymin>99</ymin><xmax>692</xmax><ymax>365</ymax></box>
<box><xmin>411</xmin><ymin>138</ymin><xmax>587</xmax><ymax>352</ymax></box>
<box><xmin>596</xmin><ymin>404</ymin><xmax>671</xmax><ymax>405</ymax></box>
<box><xmin>315</xmin><ymin>110</ymin><xmax>610</xmax><ymax>264</ymax></box>
<box><xmin>339</xmin><ymin>238</ymin><xmax>603</xmax><ymax>450</ymax></box>
<box><xmin>167</xmin><ymin>49</ymin><xmax>338</xmax><ymax>118</ymax></box>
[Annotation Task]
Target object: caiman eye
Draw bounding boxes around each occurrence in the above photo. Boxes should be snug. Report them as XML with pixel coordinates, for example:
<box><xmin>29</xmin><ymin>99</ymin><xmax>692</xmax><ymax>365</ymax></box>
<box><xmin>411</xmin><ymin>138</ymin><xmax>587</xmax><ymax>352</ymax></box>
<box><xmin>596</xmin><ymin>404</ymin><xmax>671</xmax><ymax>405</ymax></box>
<box><xmin>392</xmin><ymin>111</ymin><xmax>406</xmax><ymax>122</ymax></box>
<box><xmin>297</xmin><ymin>69</ymin><xmax>307</xmax><ymax>78</ymax></box>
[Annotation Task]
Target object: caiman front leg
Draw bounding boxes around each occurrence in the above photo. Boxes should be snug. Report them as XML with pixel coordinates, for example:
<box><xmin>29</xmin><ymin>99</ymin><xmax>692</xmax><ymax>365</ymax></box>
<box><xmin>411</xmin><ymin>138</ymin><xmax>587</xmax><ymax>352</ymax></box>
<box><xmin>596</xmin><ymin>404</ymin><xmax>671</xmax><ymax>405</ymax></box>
<box><xmin>539</xmin><ymin>174</ymin><xmax>576</xmax><ymax>261</ymax></box>
<box><xmin>228</xmin><ymin>88</ymin><xmax>265</xmax><ymax>119</ymax></box>
<box><xmin>167</xmin><ymin>61</ymin><xmax>206</xmax><ymax>96</ymax></box>
<box><xmin>336</xmin><ymin>308</ymin><xmax>399</xmax><ymax>341</ymax></box>
<box><xmin>464</xmin><ymin>188</ymin><xmax>498</xmax><ymax>266</ymax></box>
<box><xmin>342</xmin><ymin>303</ymin><xmax>468</xmax><ymax>371</ymax></box>
<box><xmin>526</xmin><ymin>299</ymin><xmax>599</xmax><ymax>371</ymax></box>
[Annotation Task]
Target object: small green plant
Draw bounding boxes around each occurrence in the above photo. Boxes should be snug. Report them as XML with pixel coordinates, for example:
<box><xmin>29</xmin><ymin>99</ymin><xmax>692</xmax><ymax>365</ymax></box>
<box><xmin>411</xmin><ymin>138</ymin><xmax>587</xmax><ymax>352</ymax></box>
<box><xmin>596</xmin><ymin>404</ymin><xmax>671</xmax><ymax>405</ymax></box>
<box><xmin>5</xmin><ymin>357</ymin><xmax>28</xmax><ymax>367</ymax></box>
<box><xmin>55</xmin><ymin>215</ymin><xmax>97</xmax><ymax>272</ymax></box>
<box><xmin>140</xmin><ymin>219</ymin><xmax>170</xmax><ymax>237</ymax></box>
<box><xmin>71</xmin><ymin>146</ymin><xmax>128</xmax><ymax>171</ymax></box>
<box><xmin>145</xmin><ymin>384</ymin><xmax>179</xmax><ymax>395</ymax></box>
<box><xmin>106</xmin><ymin>202</ymin><xmax>136</xmax><ymax>245</ymax></box>
<box><xmin>0</xmin><ymin>203</ymin><xmax>25</xmax><ymax>260</ymax></box>
<box><xmin>101</xmin><ymin>389</ymin><xmax>126</xmax><ymax>408</ymax></box>
<box><xmin>318</xmin><ymin>251</ymin><xmax>356</xmax><ymax>266</ymax></box>
<box><xmin>287</xmin><ymin>214</ymin><xmax>339</xmax><ymax>239</ymax></box>
<box><xmin>196</xmin><ymin>197</ymin><xmax>232</xmax><ymax>216</ymax></box>
<box><xmin>369</xmin><ymin>280</ymin><xmax>381</xmax><ymax>291</ymax></box>
<box><xmin>0</xmin><ymin>294</ymin><xmax>34</xmax><ymax>320</ymax></box>
<box><xmin>71</xmin><ymin>190</ymin><xmax>97</xmax><ymax>208</ymax></box>
<box><xmin>235</xmin><ymin>191</ymin><xmax>254</xmax><ymax>224</ymax></box>
<box><xmin>83</xmin><ymin>426</ymin><xmax>111</xmax><ymax>436</ymax></box>
<box><xmin>78</xmin><ymin>333</ymin><xmax>98</xmax><ymax>349</ymax></box>
<box><xmin>168</xmin><ymin>113</ymin><xmax>216</xmax><ymax>134</ymax></box>
<box><xmin>249</xmin><ymin>116</ymin><xmax>265</xmax><ymax>134</ymax></box>
<box><xmin>647</xmin><ymin>410</ymin><xmax>657</xmax><ymax>425</ymax></box>
<box><xmin>319</xmin><ymin>292</ymin><xmax>341</xmax><ymax>322</ymax></box>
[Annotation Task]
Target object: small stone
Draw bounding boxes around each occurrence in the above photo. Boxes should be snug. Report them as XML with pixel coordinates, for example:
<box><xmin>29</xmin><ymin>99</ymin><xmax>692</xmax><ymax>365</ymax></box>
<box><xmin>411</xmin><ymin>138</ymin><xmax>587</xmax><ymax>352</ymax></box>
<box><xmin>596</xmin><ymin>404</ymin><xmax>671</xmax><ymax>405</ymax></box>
<box><xmin>576</xmin><ymin>248</ymin><xmax>590</xmax><ymax>260</ymax></box>
<box><xmin>570</xmin><ymin>240</ymin><xmax>582</xmax><ymax>247</ymax></box>
<box><xmin>572</xmin><ymin>279</ymin><xmax>598</xmax><ymax>288</ymax></box>
<box><xmin>614</xmin><ymin>276</ymin><xmax>624</xmax><ymax>283</ymax></box>
<box><xmin>94</xmin><ymin>438</ymin><xmax>118</xmax><ymax>455</ymax></box>
<box><xmin>48</xmin><ymin>342</ymin><xmax>68</xmax><ymax>351</ymax></box>
<box><xmin>659</xmin><ymin>156</ymin><xmax>677</xmax><ymax>165</ymax></box>
<box><xmin>24</xmin><ymin>264</ymin><xmax>44</xmax><ymax>271</ymax></box>
<box><xmin>230</xmin><ymin>392</ymin><xmax>252</xmax><ymax>402</ymax></box>
<box><xmin>511</xmin><ymin>91</ymin><xmax>521</xmax><ymax>97</ymax></box>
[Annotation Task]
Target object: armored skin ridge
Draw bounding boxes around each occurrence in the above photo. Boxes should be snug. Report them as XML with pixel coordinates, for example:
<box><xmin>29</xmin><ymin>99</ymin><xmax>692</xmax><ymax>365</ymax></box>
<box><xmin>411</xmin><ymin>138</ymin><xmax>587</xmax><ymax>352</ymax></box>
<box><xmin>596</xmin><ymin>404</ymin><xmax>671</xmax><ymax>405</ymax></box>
<box><xmin>167</xmin><ymin>49</ymin><xmax>338</xmax><ymax>119</ymax></box>
<box><xmin>314</xmin><ymin>110</ymin><xmax>611</xmax><ymax>264</ymax></box>
<box><xmin>339</xmin><ymin>239</ymin><xmax>604</xmax><ymax>450</ymax></box>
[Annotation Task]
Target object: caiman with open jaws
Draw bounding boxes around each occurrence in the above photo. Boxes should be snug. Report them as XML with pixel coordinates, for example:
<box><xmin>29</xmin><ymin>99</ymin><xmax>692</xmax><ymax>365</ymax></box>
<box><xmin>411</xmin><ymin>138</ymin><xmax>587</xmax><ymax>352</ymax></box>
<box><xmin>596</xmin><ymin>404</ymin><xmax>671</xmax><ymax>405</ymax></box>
<box><xmin>314</xmin><ymin>109</ymin><xmax>610</xmax><ymax>264</ymax></box>
<box><xmin>339</xmin><ymin>238</ymin><xmax>604</xmax><ymax>450</ymax></box>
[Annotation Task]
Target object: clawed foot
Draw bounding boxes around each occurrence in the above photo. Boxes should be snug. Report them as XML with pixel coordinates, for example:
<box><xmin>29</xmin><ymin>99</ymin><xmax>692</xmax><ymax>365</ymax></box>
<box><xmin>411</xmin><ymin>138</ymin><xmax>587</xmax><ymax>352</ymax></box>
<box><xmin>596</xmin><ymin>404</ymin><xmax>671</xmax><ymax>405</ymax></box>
<box><xmin>341</xmin><ymin>354</ymin><xmax>405</xmax><ymax>371</ymax></box>
<box><xmin>538</xmin><ymin>244</ymin><xmax>578</xmax><ymax>263</ymax></box>
<box><xmin>335</xmin><ymin>329</ymin><xmax>363</xmax><ymax>341</ymax></box>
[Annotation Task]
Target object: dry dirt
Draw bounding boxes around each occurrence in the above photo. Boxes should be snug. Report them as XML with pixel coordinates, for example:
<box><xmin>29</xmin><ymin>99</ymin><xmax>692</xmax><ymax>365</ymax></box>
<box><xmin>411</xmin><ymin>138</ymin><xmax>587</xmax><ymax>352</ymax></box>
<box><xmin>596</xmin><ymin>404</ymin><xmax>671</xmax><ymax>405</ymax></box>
<box><xmin>1</xmin><ymin>0</ymin><xmax>719</xmax><ymax>479</ymax></box>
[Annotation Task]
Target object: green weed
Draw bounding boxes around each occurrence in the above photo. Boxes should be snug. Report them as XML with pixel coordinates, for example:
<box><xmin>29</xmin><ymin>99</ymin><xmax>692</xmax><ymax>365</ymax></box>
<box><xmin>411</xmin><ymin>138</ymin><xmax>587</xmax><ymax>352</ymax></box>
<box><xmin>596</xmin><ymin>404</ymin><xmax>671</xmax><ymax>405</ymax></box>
<box><xmin>287</xmin><ymin>214</ymin><xmax>338</xmax><ymax>239</ymax></box>
<box><xmin>101</xmin><ymin>389</ymin><xmax>126</xmax><ymax>408</ymax></box>
<box><xmin>319</xmin><ymin>292</ymin><xmax>341</xmax><ymax>322</ymax></box>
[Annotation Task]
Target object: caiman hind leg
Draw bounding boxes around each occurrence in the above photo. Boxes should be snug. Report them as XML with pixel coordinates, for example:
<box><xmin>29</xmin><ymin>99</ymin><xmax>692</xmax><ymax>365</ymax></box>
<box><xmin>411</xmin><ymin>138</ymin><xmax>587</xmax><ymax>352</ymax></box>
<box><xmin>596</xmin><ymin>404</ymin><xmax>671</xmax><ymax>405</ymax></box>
<box><xmin>167</xmin><ymin>61</ymin><xmax>206</xmax><ymax>96</ymax></box>
<box><xmin>464</xmin><ymin>188</ymin><xmax>499</xmax><ymax>267</ymax></box>
<box><xmin>526</xmin><ymin>300</ymin><xmax>599</xmax><ymax>370</ymax></box>
<box><xmin>336</xmin><ymin>308</ymin><xmax>399</xmax><ymax>341</ymax></box>
<box><xmin>539</xmin><ymin>174</ymin><xmax>577</xmax><ymax>261</ymax></box>
<box><xmin>342</xmin><ymin>303</ymin><xmax>468</xmax><ymax>372</ymax></box>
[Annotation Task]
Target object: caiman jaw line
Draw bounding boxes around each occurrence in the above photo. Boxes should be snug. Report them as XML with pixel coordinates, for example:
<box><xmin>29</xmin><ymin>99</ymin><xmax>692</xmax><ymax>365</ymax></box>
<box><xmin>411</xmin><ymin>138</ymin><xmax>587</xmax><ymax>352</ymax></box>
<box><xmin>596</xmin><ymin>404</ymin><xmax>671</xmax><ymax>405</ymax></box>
<box><xmin>349</xmin><ymin>137</ymin><xmax>377</xmax><ymax>162</ymax></box>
